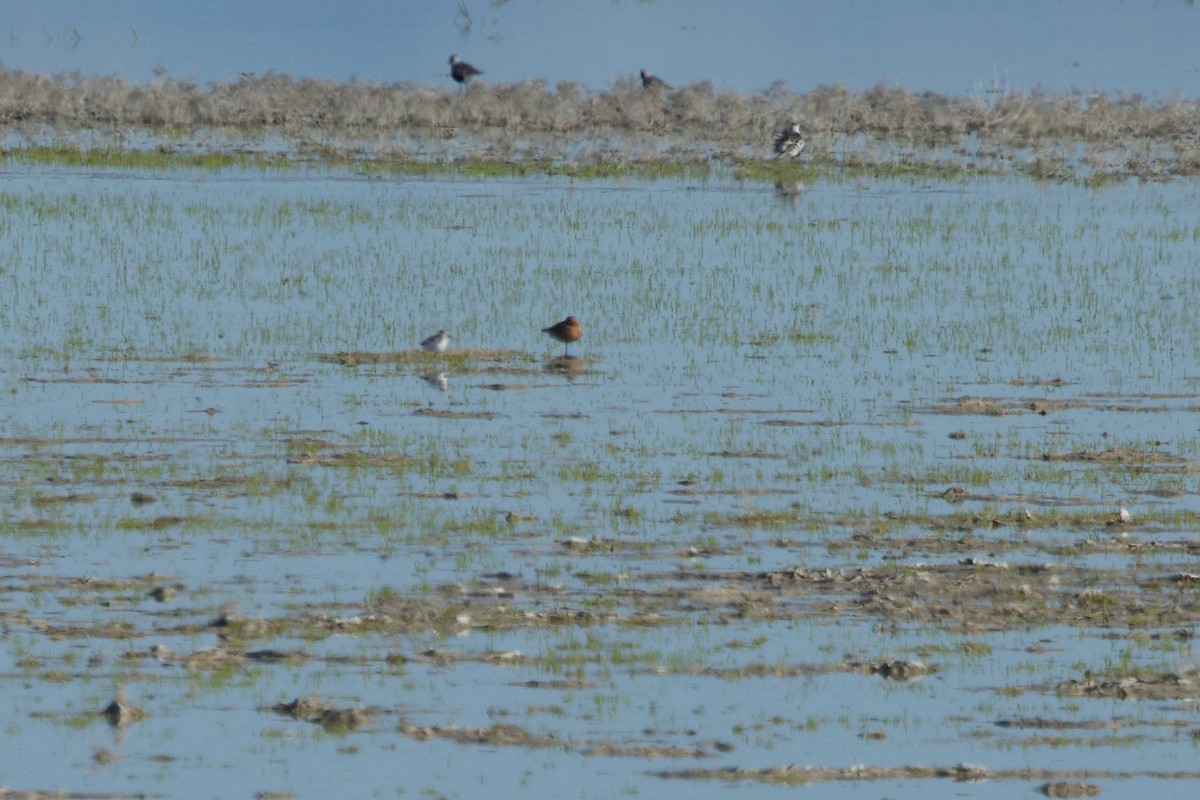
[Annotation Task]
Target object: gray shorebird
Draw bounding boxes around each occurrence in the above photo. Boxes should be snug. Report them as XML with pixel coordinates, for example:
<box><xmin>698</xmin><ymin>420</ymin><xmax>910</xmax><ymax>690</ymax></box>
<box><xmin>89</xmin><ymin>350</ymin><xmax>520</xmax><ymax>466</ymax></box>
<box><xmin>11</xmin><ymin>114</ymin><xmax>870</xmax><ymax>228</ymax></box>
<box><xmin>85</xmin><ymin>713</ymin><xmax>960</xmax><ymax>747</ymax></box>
<box><xmin>774</xmin><ymin>122</ymin><xmax>806</xmax><ymax>158</ymax></box>
<box><xmin>542</xmin><ymin>316</ymin><xmax>582</xmax><ymax>357</ymax></box>
<box><xmin>449</xmin><ymin>54</ymin><xmax>482</xmax><ymax>85</ymax></box>
<box><xmin>420</xmin><ymin>330</ymin><xmax>450</xmax><ymax>353</ymax></box>
<box><xmin>422</xmin><ymin>372</ymin><xmax>449</xmax><ymax>391</ymax></box>
<box><xmin>640</xmin><ymin>69</ymin><xmax>669</xmax><ymax>90</ymax></box>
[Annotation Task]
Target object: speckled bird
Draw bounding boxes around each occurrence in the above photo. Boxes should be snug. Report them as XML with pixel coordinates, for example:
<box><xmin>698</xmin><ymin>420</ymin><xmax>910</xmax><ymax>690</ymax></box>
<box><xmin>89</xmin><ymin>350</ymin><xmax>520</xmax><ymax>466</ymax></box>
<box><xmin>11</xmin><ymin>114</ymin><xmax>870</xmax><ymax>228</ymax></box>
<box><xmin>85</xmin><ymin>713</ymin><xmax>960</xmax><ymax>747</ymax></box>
<box><xmin>774</xmin><ymin>122</ymin><xmax>806</xmax><ymax>158</ymax></box>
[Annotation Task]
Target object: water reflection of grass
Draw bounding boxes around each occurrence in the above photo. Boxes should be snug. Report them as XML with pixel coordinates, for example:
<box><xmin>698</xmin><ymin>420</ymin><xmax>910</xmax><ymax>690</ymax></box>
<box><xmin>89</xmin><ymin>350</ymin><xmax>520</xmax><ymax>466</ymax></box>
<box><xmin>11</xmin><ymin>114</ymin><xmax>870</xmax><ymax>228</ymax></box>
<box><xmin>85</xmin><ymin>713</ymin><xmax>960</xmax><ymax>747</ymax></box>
<box><xmin>2</xmin><ymin>140</ymin><xmax>1199</xmax><ymax>796</ymax></box>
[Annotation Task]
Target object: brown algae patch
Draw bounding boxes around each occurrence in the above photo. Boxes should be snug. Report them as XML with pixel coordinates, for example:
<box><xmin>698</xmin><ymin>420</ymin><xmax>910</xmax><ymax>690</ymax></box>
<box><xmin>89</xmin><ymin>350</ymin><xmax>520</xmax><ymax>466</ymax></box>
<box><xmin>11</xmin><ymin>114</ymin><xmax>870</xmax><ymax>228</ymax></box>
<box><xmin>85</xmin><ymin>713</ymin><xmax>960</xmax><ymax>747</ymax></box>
<box><xmin>318</xmin><ymin>348</ymin><xmax>527</xmax><ymax>368</ymax></box>
<box><xmin>646</xmin><ymin>659</ymin><xmax>936</xmax><ymax>682</ymax></box>
<box><xmin>928</xmin><ymin>396</ymin><xmax>1012</xmax><ymax>416</ymax></box>
<box><xmin>272</xmin><ymin>696</ymin><xmax>372</xmax><ymax>731</ymax></box>
<box><xmin>101</xmin><ymin>695</ymin><xmax>150</xmax><ymax>727</ymax></box>
<box><xmin>287</xmin><ymin>448</ymin><xmax>415</xmax><ymax>468</ymax></box>
<box><xmin>1038</xmin><ymin>447</ymin><xmax>1194</xmax><ymax>467</ymax></box>
<box><xmin>708</xmin><ymin>449</ymin><xmax>785</xmax><ymax>459</ymax></box>
<box><xmin>1053</xmin><ymin>666</ymin><xmax>1200</xmax><ymax>701</ymax></box>
<box><xmin>653</xmin><ymin>762</ymin><xmax>1200</xmax><ymax>786</ymax></box>
<box><xmin>995</xmin><ymin>717</ymin><xmax>1125</xmax><ymax>731</ymax></box>
<box><xmin>514</xmin><ymin>679</ymin><xmax>598</xmax><ymax>690</ymax></box>
<box><xmin>30</xmin><ymin>492</ymin><xmax>100</xmax><ymax>506</ymax></box>
<box><xmin>412</xmin><ymin>408</ymin><xmax>504</xmax><ymax>420</ymax></box>
<box><xmin>582</xmin><ymin>742</ymin><xmax>722</xmax><ymax>759</ymax></box>
<box><xmin>1039</xmin><ymin>784</ymin><xmax>1102</xmax><ymax>798</ymax></box>
<box><xmin>159</xmin><ymin>475</ymin><xmax>295</xmax><ymax>496</ymax></box>
<box><xmin>925</xmin><ymin>395</ymin><xmax>1113</xmax><ymax>416</ymax></box>
<box><xmin>398</xmin><ymin>720</ymin><xmax>556</xmax><ymax>748</ymax></box>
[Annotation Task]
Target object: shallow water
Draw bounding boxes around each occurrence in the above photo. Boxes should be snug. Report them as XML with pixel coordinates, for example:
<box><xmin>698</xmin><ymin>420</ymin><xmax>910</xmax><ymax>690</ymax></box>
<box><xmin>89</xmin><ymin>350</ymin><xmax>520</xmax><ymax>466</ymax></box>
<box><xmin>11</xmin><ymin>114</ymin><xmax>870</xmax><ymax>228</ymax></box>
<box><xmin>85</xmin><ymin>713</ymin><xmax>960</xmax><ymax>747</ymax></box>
<box><xmin>1</xmin><ymin>160</ymin><xmax>1198</xmax><ymax>798</ymax></box>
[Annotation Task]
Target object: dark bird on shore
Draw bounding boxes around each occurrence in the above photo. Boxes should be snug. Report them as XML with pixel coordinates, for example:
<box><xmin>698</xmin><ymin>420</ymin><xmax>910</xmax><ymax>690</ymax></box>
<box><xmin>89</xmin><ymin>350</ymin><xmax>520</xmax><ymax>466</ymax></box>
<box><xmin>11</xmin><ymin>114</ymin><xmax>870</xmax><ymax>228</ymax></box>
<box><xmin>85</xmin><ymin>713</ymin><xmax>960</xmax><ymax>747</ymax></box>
<box><xmin>542</xmin><ymin>316</ymin><xmax>583</xmax><ymax>357</ymax></box>
<box><xmin>774</xmin><ymin>122</ymin><xmax>806</xmax><ymax>158</ymax></box>
<box><xmin>449</xmin><ymin>54</ymin><xmax>482</xmax><ymax>85</ymax></box>
<box><xmin>640</xmin><ymin>69</ymin><xmax>669</xmax><ymax>90</ymax></box>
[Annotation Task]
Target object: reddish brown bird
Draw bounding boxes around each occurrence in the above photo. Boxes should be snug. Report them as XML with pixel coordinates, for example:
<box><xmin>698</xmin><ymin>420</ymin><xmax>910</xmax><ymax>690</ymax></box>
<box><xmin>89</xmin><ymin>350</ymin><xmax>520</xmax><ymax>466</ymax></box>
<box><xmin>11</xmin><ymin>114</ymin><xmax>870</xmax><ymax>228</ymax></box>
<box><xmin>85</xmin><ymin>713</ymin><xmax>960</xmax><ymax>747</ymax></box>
<box><xmin>542</xmin><ymin>315</ymin><xmax>582</xmax><ymax>356</ymax></box>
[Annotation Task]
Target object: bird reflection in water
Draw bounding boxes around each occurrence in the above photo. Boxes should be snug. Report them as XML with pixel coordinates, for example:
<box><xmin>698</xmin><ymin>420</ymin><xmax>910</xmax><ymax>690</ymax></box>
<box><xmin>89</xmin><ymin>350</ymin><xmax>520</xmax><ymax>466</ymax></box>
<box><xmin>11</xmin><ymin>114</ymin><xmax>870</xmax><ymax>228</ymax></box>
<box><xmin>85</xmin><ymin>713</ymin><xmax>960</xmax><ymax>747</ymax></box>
<box><xmin>774</xmin><ymin>180</ymin><xmax>805</xmax><ymax>208</ymax></box>
<box><xmin>422</xmin><ymin>372</ymin><xmax>449</xmax><ymax>391</ymax></box>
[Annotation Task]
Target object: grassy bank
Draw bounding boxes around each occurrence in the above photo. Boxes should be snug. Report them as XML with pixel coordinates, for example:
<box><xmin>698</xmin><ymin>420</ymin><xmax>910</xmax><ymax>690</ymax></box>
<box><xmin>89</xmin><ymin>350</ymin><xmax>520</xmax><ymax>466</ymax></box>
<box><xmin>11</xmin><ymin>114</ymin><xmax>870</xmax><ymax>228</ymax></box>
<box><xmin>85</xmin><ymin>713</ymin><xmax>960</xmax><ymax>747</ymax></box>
<box><xmin>1</xmin><ymin>67</ymin><xmax>1198</xmax><ymax>178</ymax></box>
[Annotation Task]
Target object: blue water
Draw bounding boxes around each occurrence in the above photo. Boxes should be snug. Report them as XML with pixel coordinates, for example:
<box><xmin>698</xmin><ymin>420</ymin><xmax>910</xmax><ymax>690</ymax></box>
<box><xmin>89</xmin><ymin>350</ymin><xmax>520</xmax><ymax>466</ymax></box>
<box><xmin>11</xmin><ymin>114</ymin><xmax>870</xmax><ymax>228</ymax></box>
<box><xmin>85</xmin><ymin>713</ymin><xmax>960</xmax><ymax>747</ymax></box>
<box><xmin>2</xmin><ymin>0</ymin><xmax>1198</xmax><ymax>97</ymax></box>
<box><xmin>1</xmin><ymin>160</ymin><xmax>1199</xmax><ymax>799</ymax></box>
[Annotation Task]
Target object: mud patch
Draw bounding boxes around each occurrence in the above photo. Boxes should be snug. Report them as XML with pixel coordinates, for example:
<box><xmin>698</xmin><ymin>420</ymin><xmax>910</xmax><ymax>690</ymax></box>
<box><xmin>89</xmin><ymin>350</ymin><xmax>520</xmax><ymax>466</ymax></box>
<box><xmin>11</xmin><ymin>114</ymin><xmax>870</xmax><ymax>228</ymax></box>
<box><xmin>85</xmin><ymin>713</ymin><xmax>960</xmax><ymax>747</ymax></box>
<box><xmin>653</xmin><ymin>763</ymin><xmax>1200</xmax><ymax>786</ymax></box>
<box><xmin>1053</xmin><ymin>667</ymin><xmax>1200</xmax><ymax>701</ymax></box>
<box><xmin>271</xmin><ymin>697</ymin><xmax>372</xmax><ymax>731</ymax></box>
<box><xmin>398</xmin><ymin>720</ymin><xmax>555</xmax><ymax>748</ymax></box>
<box><xmin>1039</xmin><ymin>783</ymin><xmax>1102</xmax><ymax>798</ymax></box>
<box><xmin>319</xmin><ymin>348</ymin><xmax>527</xmax><ymax>367</ymax></box>
<box><xmin>101</xmin><ymin>696</ymin><xmax>149</xmax><ymax>727</ymax></box>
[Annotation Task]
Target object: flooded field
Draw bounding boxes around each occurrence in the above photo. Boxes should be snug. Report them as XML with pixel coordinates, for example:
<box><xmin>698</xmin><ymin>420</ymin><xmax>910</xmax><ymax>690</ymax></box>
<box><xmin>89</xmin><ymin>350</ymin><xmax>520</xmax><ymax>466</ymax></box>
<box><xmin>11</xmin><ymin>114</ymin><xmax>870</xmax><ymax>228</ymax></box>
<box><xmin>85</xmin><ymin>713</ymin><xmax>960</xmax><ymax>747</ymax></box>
<box><xmin>1</xmin><ymin>150</ymin><xmax>1199</xmax><ymax>799</ymax></box>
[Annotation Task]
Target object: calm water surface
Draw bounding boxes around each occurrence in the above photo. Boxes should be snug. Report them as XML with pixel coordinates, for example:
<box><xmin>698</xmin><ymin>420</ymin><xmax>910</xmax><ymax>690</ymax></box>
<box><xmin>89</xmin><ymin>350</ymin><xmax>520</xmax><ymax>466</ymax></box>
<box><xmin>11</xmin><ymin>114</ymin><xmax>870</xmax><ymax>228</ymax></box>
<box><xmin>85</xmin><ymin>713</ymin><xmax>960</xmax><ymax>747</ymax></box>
<box><xmin>1</xmin><ymin>161</ymin><xmax>1198</xmax><ymax>798</ymax></box>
